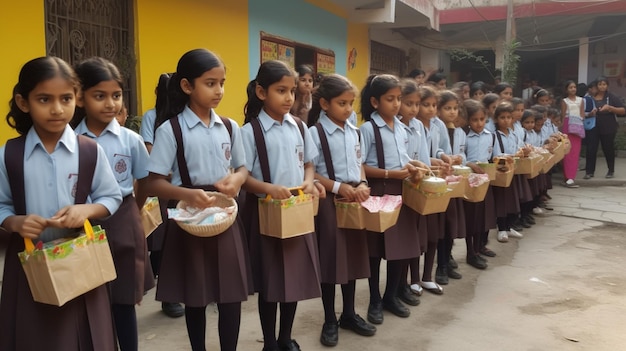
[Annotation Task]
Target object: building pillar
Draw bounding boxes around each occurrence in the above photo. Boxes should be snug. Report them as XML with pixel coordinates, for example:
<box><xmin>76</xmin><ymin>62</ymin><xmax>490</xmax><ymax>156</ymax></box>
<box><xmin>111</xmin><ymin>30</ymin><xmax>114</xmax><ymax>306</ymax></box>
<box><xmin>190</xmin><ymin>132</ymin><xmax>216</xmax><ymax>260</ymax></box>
<box><xmin>578</xmin><ymin>37</ymin><xmax>589</xmax><ymax>84</ymax></box>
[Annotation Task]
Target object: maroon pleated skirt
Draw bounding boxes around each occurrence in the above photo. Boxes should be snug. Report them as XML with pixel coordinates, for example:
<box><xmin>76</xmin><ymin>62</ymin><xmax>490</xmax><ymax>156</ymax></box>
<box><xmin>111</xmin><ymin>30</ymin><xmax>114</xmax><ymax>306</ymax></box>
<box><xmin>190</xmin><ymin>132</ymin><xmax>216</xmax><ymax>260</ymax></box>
<box><xmin>366</xmin><ymin>178</ymin><xmax>420</xmax><ymax>261</ymax></box>
<box><xmin>492</xmin><ymin>184</ymin><xmax>520</xmax><ymax>218</ymax></box>
<box><xmin>445</xmin><ymin>197</ymin><xmax>466</xmax><ymax>239</ymax></box>
<box><xmin>315</xmin><ymin>194</ymin><xmax>370</xmax><ymax>284</ymax></box>
<box><xmin>0</xmin><ymin>233</ymin><xmax>115</xmax><ymax>350</ymax></box>
<box><xmin>93</xmin><ymin>195</ymin><xmax>154</xmax><ymax>304</ymax></box>
<box><xmin>241</xmin><ymin>193</ymin><xmax>321</xmax><ymax>303</ymax></box>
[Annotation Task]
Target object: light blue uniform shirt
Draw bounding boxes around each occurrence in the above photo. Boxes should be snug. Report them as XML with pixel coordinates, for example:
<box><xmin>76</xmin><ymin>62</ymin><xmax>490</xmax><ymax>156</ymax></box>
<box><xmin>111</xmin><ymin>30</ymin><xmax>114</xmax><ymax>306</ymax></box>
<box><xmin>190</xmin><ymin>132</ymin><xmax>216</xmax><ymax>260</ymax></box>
<box><xmin>449</xmin><ymin>127</ymin><xmax>468</xmax><ymax>165</ymax></box>
<box><xmin>348</xmin><ymin>111</ymin><xmax>358</xmax><ymax>127</ymax></box>
<box><xmin>359</xmin><ymin>112</ymin><xmax>410</xmax><ymax>170</ymax></box>
<box><xmin>485</xmin><ymin>117</ymin><xmax>496</xmax><ymax>133</ymax></box>
<box><xmin>419</xmin><ymin>118</ymin><xmax>447</xmax><ymax>159</ymax></box>
<box><xmin>541</xmin><ymin>118</ymin><xmax>557</xmax><ymax>141</ymax></box>
<box><xmin>523</xmin><ymin>129</ymin><xmax>542</xmax><ymax>147</ymax></box>
<box><xmin>401</xmin><ymin>118</ymin><xmax>431</xmax><ymax>166</ymax></box>
<box><xmin>139</xmin><ymin>108</ymin><xmax>156</xmax><ymax>145</ymax></box>
<box><xmin>241</xmin><ymin>110</ymin><xmax>317</xmax><ymax>190</ymax></box>
<box><xmin>512</xmin><ymin>121</ymin><xmax>525</xmax><ymax>142</ymax></box>
<box><xmin>75</xmin><ymin>119</ymin><xmax>150</xmax><ymax>197</ymax></box>
<box><xmin>465</xmin><ymin>129</ymin><xmax>494</xmax><ymax>162</ymax></box>
<box><xmin>492</xmin><ymin>128</ymin><xmax>523</xmax><ymax>156</ymax></box>
<box><xmin>149</xmin><ymin>106</ymin><xmax>246</xmax><ymax>186</ymax></box>
<box><xmin>309</xmin><ymin>112</ymin><xmax>361</xmax><ymax>183</ymax></box>
<box><xmin>0</xmin><ymin>125</ymin><xmax>122</xmax><ymax>242</ymax></box>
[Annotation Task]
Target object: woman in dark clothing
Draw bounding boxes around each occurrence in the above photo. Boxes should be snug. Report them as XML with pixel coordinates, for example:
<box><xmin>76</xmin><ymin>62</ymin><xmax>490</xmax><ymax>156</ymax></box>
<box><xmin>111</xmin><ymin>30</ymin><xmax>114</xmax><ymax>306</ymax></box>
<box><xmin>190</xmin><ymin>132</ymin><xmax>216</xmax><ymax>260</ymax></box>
<box><xmin>584</xmin><ymin>76</ymin><xmax>625</xmax><ymax>179</ymax></box>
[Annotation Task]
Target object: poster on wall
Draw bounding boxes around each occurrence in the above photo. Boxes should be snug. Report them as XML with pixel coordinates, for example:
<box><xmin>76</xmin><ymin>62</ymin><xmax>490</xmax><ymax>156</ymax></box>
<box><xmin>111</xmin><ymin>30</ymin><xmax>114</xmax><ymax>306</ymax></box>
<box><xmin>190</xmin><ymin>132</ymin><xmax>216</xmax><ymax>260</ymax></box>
<box><xmin>603</xmin><ymin>60</ymin><xmax>624</xmax><ymax>78</ymax></box>
<box><xmin>317</xmin><ymin>53</ymin><xmax>335</xmax><ymax>74</ymax></box>
<box><xmin>261</xmin><ymin>40</ymin><xmax>278</xmax><ymax>63</ymax></box>
<box><xmin>278</xmin><ymin>44</ymin><xmax>295</xmax><ymax>67</ymax></box>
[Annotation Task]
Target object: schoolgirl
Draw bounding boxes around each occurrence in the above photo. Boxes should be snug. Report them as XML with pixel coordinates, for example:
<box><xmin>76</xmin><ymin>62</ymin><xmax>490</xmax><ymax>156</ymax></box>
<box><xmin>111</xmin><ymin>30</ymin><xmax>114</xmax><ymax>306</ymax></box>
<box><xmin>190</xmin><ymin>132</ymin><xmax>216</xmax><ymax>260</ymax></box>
<box><xmin>482</xmin><ymin>93</ymin><xmax>500</xmax><ymax>133</ymax></box>
<box><xmin>470</xmin><ymin>81</ymin><xmax>488</xmax><ymax>101</ymax></box>
<box><xmin>147</xmin><ymin>49</ymin><xmax>251</xmax><ymax>351</ymax></box>
<box><xmin>493</xmin><ymin>82</ymin><xmax>513</xmax><ymax>101</ymax></box>
<box><xmin>511</xmin><ymin>97</ymin><xmax>526</xmax><ymax>141</ymax></box>
<box><xmin>306</xmin><ymin>73</ymin><xmax>376</xmax><ymax>347</ymax></box>
<box><xmin>462</xmin><ymin>99</ymin><xmax>496</xmax><ymax>269</ymax></box>
<box><xmin>413</xmin><ymin>85</ymin><xmax>450</xmax><ymax>295</ymax></box>
<box><xmin>0</xmin><ymin>56</ymin><xmax>122</xmax><ymax>350</ymax></box>
<box><xmin>240</xmin><ymin>60</ymin><xmax>322</xmax><ymax>351</ymax></box>
<box><xmin>397</xmin><ymin>78</ymin><xmax>430</xmax><ymax>305</ymax></box>
<box><xmin>435</xmin><ymin>90</ymin><xmax>466</xmax><ymax>285</ymax></box>
<box><xmin>290</xmin><ymin>64</ymin><xmax>314</xmax><ymax>122</ymax></box>
<box><xmin>358</xmin><ymin>74</ymin><xmax>421</xmax><ymax>323</ymax></box>
<box><xmin>72</xmin><ymin>57</ymin><xmax>154</xmax><ymax>351</ymax></box>
<box><xmin>517</xmin><ymin>110</ymin><xmax>543</xmax><ymax>228</ymax></box>
<box><xmin>491</xmin><ymin>101</ymin><xmax>528</xmax><ymax>243</ymax></box>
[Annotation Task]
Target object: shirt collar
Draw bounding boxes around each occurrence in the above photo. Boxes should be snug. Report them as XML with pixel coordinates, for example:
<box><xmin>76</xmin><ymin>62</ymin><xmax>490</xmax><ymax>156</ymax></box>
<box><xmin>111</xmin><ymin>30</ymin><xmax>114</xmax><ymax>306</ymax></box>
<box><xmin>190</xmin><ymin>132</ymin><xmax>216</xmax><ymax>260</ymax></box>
<box><xmin>180</xmin><ymin>106</ymin><xmax>222</xmax><ymax>129</ymax></box>
<box><xmin>319</xmin><ymin>111</ymin><xmax>357</xmax><ymax>134</ymax></box>
<box><xmin>75</xmin><ymin>118</ymin><xmax>121</xmax><ymax>138</ymax></box>
<box><xmin>467</xmin><ymin>129</ymin><xmax>490</xmax><ymax>137</ymax></box>
<box><xmin>258</xmin><ymin>109</ymin><xmax>298</xmax><ymax>132</ymax></box>
<box><xmin>25</xmin><ymin>124</ymin><xmax>76</xmax><ymax>160</ymax></box>
<box><xmin>370</xmin><ymin>111</ymin><xmax>400</xmax><ymax>131</ymax></box>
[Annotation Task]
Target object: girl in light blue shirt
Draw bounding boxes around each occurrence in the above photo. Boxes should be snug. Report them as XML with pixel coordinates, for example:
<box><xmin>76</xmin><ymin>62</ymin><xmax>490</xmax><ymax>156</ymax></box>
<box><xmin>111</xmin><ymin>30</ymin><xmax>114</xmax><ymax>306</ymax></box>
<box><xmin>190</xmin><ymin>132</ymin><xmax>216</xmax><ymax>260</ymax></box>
<box><xmin>0</xmin><ymin>56</ymin><xmax>121</xmax><ymax>351</ymax></box>
<box><xmin>241</xmin><ymin>60</ymin><xmax>322</xmax><ymax>351</ymax></box>
<box><xmin>359</xmin><ymin>74</ymin><xmax>421</xmax><ymax>325</ymax></box>
<box><xmin>147</xmin><ymin>49</ymin><xmax>251</xmax><ymax>351</ymax></box>
<box><xmin>72</xmin><ymin>57</ymin><xmax>154</xmax><ymax>351</ymax></box>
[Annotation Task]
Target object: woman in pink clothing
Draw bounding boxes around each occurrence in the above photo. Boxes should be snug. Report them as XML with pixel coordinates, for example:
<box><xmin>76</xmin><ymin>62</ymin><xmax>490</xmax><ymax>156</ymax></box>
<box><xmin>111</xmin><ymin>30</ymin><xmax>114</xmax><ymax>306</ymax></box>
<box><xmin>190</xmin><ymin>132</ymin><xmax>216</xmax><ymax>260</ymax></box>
<box><xmin>561</xmin><ymin>80</ymin><xmax>585</xmax><ymax>188</ymax></box>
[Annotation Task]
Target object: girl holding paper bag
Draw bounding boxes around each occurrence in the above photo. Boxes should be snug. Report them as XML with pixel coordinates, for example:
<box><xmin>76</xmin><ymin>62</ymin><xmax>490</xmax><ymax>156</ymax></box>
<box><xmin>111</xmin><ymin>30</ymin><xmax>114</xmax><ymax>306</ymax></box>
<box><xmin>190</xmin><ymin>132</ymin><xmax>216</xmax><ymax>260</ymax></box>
<box><xmin>359</xmin><ymin>74</ymin><xmax>421</xmax><ymax>325</ymax></box>
<box><xmin>0</xmin><ymin>57</ymin><xmax>122</xmax><ymax>350</ymax></box>
<box><xmin>72</xmin><ymin>57</ymin><xmax>155</xmax><ymax>351</ymax></box>
<box><xmin>240</xmin><ymin>60</ymin><xmax>322</xmax><ymax>351</ymax></box>
<box><xmin>146</xmin><ymin>49</ymin><xmax>252</xmax><ymax>351</ymax></box>
<box><xmin>307</xmin><ymin>74</ymin><xmax>377</xmax><ymax>347</ymax></box>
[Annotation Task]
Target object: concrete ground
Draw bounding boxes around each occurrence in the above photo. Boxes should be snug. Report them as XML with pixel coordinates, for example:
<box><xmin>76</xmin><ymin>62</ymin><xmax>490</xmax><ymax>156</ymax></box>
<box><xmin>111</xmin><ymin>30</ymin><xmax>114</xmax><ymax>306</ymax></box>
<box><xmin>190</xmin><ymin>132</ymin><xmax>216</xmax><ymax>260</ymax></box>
<box><xmin>1</xmin><ymin>157</ymin><xmax>626</xmax><ymax>350</ymax></box>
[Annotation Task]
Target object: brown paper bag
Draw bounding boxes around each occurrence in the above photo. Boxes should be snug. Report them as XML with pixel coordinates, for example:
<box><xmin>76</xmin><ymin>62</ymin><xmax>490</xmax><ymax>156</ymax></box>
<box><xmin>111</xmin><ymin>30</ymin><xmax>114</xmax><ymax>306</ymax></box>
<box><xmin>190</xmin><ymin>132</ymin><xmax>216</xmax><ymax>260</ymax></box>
<box><xmin>18</xmin><ymin>220</ymin><xmax>116</xmax><ymax>306</ymax></box>
<box><xmin>463</xmin><ymin>181</ymin><xmax>490</xmax><ymax>203</ymax></box>
<box><xmin>491</xmin><ymin>170</ymin><xmax>514</xmax><ymax>187</ymax></box>
<box><xmin>541</xmin><ymin>154</ymin><xmax>555</xmax><ymax>174</ymax></box>
<box><xmin>447</xmin><ymin>179</ymin><xmax>466</xmax><ymax>198</ymax></box>
<box><xmin>258</xmin><ymin>188</ymin><xmax>314</xmax><ymax>239</ymax></box>
<box><xmin>362</xmin><ymin>207</ymin><xmax>400</xmax><ymax>232</ymax></box>
<box><xmin>514</xmin><ymin>155</ymin><xmax>544</xmax><ymax>178</ymax></box>
<box><xmin>477</xmin><ymin>163</ymin><xmax>496</xmax><ymax>181</ymax></box>
<box><xmin>402</xmin><ymin>180</ymin><xmax>451</xmax><ymax>215</ymax></box>
<box><xmin>141</xmin><ymin>197</ymin><xmax>162</xmax><ymax>238</ymax></box>
<box><xmin>334</xmin><ymin>199</ymin><xmax>365</xmax><ymax>230</ymax></box>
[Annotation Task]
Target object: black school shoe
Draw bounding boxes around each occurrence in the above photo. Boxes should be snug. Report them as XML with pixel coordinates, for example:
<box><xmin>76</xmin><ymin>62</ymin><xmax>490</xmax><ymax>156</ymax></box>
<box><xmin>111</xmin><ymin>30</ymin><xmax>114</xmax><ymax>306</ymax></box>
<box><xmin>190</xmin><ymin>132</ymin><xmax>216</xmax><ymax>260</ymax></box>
<box><xmin>467</xmin><ymin>255</ymin><xmax>488</xmax><ymax>269</ymax></box>
<box><xmin>449</xmin><ymin>255</ymin><xmax>459</xmax><ymax>269</ymax></box>
<box><xmin>367</xmin><ymin>302</ymin><xmax>384</xmax><ymax>324</ymax></box>
<box><xmin>382</xmin><ymin>297</ymin><xmax>410</xmax><ymax>318</ymax></box>
<box><xmin>447</xmin><ymin>266</ymin><xmax>462</xmax><ymax>279</ymax></box>
<box><xmin>161</xmin><ymin>302</ymin><xmax>184</xmax><ymax>318</ymax></box>
<box><xmin>511</xmin><ymin>221</ymin><xmax>524</xmax><ymax>232</ymax></box>
<box><xmin>279</xmin><ymin>339</ymin><xmax>301</xmax><ymax>351</ymax></box>
<box><xmin>435</xmin><ymin>266</ymin><xmax>449</xmax><ymax>285</ymax></box>
<box><xmin>320</xmin><ymin>321</ymin><xmax>338</xmax><ymax>347</ymax></box>
<box><xmin>397</xmin><ymin>285</ymin><xmax>420</xmax><ymax>306</ymax></box>
<box><xmin>339</xmin><ymin>314</ymin><xmax>377</xmax><ymax>336</ymax></box>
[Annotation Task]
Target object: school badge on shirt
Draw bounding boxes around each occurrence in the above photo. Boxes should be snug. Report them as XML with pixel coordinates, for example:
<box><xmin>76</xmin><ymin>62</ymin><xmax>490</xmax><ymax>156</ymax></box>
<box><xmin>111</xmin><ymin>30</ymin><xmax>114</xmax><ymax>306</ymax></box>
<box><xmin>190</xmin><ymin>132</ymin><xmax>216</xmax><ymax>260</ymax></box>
<box><xmin>296</xmin><ymin>145</ymin><xmax>304</xmax><ymax>168</ymax></box>
<box><xmin>68</xmin><ymin>173</ymin><xmax>78</xmax><ymax>198</ymax></box>
<box><xmin>113</xmin><ymin>153</ymin><xmax>131</xmax><ymax>183</ymax></box>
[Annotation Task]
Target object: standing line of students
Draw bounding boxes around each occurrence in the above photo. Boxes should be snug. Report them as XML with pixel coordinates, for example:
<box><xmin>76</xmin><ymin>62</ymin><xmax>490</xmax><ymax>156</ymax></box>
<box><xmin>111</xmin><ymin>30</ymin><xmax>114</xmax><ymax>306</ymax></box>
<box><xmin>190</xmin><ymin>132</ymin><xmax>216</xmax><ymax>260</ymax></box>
<box><xmin>2</xmin><ymin>52</ymin><xmax>569</xmax><ymax>351</ymax></box>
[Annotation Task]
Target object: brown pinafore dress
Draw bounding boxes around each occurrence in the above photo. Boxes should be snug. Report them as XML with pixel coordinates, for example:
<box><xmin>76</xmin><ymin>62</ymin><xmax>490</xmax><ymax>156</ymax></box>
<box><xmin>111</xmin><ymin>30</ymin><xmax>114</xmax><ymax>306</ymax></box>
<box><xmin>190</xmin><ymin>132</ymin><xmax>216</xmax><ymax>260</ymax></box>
<box><xmin>492</xmin><ymin>131</ymin><xmax>521</xmax><ymax>218</ymax></box>
<box><xmin>240</xmin><ymin>117</ymin><xmax>321</xmax><ymax>303</ymax></box>
<box><xmin>444</xmin><ymin>128</ymin><xmax>466</xmax><ymax>240</ymax></box>
<box><xmin>313</xmin><ymin>124</ymin><xmax>369</xmax><ymax>284</ymax></box>
<box><xmin>0</xmin><ymin>135</ymin><xmax>115</xmax><ymax>351</ymax></box>
<box><xmin>366</xmin><ymin>121</ymin><xmax>420</xmax><ymax>260</ymax></box>
<box><xmin>155</xmin><ymin>118</ymin><xmax>252</xmax><ymax>307</ymax></box>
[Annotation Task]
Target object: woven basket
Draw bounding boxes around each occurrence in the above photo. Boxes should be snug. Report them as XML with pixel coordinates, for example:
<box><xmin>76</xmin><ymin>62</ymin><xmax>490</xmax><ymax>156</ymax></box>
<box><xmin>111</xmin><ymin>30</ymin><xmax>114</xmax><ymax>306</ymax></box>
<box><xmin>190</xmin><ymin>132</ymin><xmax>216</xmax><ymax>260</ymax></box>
<box><xmin>175</xmin><ymin>192</ymin><xmax>237</xmax><ymax>237</ymax></box>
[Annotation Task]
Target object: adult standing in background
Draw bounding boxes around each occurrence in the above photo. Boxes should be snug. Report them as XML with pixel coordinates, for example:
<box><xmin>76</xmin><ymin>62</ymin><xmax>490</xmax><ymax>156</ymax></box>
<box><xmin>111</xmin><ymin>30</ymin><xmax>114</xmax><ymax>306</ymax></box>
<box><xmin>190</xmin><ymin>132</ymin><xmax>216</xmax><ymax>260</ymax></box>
<box><xmin>584</xmin><ymin>76</ymin><xmax>625</xmax><ymax>179</ymax></box>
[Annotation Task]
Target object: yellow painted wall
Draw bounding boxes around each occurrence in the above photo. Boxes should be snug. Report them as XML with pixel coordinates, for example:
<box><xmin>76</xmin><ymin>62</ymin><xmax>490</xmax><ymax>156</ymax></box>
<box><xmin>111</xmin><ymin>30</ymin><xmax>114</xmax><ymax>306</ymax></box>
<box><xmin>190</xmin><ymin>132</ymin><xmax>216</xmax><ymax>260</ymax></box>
<box><xmin>346</xmin><ymin>23</ymin><xmax>370</xmax><ymax>124</ymax></box>
<box><xmin>135</xmin><ymin>0</ymin><xmax>249</xmax><ymax>124</ymax></box>
<box><xmin>0</xmin><ymin>0</ymin><xmax>46</xmax><ymax>142</ymax></box>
